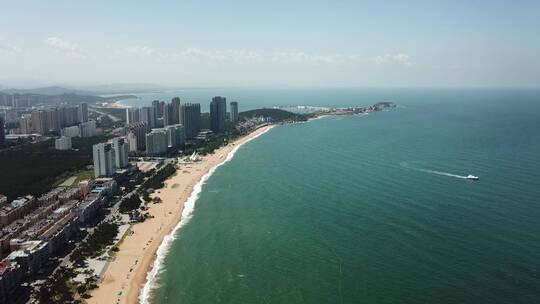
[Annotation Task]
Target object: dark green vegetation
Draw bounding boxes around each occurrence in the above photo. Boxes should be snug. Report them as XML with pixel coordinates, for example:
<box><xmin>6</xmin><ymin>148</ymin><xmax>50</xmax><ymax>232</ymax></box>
<box><xmin>140</xmin><ymin>164</ymin><xmax>176</xmax><ymax>190</ymax></box>
<box><xmin>37</xmin><ymin>267</ymin><xmax>81</xmax><ymax>304</ymax></box>
<box><xmin>119</xmin><ymin>163</ymin><xmax>177</xmax><ymax>213</ymax></box>
<box><xmin>70</xmin><ymin>221</ymin><xmax>119</xmax><ymax>267</ymax></box>
<box><xmin>184</xmin><ymin>108</ymin><xmax>302</xmax><ymax>156</ymax></box>
<box><xmin>37</xmin><ymin>266</ymin><xmax>99</xmax><ymax>303</ymax></box>
<box><xmin>239</xmin><ymin>108</ymin><xmax>308</xmax><ymax>122</ymax></box>
<box><xmin>184</xmin><ymin>127</ymin><xmax>241</xmax><ymax>156</ymax></box>
<box><xmin>119</xmin><ymin>194</ymin><xmax>143</xmax><ymax>213</ymax></box>
<box><xmin>0</xmin><ymin>136</ymin><xmax>110</xmax><ymax>200</ymax></box>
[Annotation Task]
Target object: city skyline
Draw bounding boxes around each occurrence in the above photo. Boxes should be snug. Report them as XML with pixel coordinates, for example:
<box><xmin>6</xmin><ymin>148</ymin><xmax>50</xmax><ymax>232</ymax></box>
<box><xmin>1</xmin><ymin>1</ymin><xmax>539</xmax><ymax>88</ymax></box>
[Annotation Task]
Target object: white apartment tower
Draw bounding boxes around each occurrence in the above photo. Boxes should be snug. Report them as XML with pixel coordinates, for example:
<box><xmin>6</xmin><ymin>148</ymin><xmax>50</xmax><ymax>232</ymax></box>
<box><xmin>93</xmin><ymin>143</ymin><xmax>116</xmax><ymax>177</ymax></box>
<box><xmin>112</xmin><ymin>137</ymin><xmax>129</xmax><ymax>169</ymax></box>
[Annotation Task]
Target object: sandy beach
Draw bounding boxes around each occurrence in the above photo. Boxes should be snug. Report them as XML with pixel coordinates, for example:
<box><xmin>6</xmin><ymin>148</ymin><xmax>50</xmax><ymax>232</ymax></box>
<box><xmin>88</xmin><ymin>125</ymin><xmax>274</xmax><ymax>304</ymax></box>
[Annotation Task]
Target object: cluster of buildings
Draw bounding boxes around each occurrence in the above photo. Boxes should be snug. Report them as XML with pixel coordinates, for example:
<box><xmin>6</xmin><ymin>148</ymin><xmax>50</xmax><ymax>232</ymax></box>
<box><xmin>0</xmin><ymin>93</ymin><xmax>58</xmax><ymax>109</ymax></box>
<box><xmin>14</xmin><ymin>103</ymin><xmax>88</xmax><ymax>135</ymax></box>
<box><xmin>93</xmin><ymin>137</ymin><xmax>130</xmax><ymax>178</ymax></box>
<box><xmin>236</xmin><ymin>115</ymin><xmax>272</xmax><ymax>132</ymax></box>
<box><xmin>0</xmin><ymin>102</ymin><xmax>96</xmax><ymax>150</ymax></box>
<box><xmin>53</xmin><ymin>119</ymin><xmax>97</xmax><ymax>151</ymax></box>
<box><xmin>122</xmin><ymin>97</ymin><xmax>239</xmax><ymax>156</ymax></box>
<box><xmin>0</xmin><ymin>95</ymin><xmax>246</xmax><ymax>301</ymax></box>
<box><xmin>0</xmin><ymin>179</ymin><xmax>118</xmax><ymax>302</ymax></box>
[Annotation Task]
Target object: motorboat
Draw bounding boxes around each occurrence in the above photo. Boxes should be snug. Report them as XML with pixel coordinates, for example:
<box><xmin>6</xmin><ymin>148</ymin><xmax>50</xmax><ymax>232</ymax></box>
<box><xmin>466</xmin><ymin>175</ymin><xmax>479</xmax><ymax>180</ymax></box>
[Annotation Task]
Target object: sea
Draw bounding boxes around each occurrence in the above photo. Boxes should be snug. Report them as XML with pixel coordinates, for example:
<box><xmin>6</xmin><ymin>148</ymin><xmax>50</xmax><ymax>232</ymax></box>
<box><xmin>121</xmin><ymin>88</ymin><xmax>540</xmax><ymax>304</ymax></box>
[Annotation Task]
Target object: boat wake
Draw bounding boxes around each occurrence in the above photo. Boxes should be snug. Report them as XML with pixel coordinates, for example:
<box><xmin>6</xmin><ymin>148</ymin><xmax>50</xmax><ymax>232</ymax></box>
<box><xmin>400</xmin><ymin>162</ymin><xmax>467</xmax><ymax>179</ymax></box>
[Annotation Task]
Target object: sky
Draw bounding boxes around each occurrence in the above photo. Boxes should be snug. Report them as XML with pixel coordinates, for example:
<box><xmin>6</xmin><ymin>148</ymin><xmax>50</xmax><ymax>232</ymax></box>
<box><xmin>0</xmin><ymin>0</ymin><xmax>539</xmax><ymax>88</ymax></box>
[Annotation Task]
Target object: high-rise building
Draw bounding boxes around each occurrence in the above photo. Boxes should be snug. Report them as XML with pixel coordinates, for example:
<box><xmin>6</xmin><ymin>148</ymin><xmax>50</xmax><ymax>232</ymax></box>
<box><xmin>126</xmin><ymin>108</ymin><xmax>140</xmax><ymax>124</ymax></box>
<box><xmin>145</xmin><ymin>129</ymin><xmax>168</xmax><ymax>156</ymax></box>
<box><xmin>179</xmin><ymin>103</ymin><xmax>201</xmax><ymax>139</ymax></box>
<box><xmin>3</xmin><ymin>109</ymin><xmax>18</xmax><ymax>124</ymax></box>
<box><xmin>57</xmin><ymin>107</ymin><xmax>67</xmax><ymax>127</ymax></box>
<box><xmin>140</xmin><ymin>107</ymin><xmax>156</xmax><ymax>130</ymax></box>
<box><xmin>79</xmin><ymin>120</ymin><xmax>96</xmax><ymax>137</ymax></box>
<box><xmin>60</xmin><ymin>106</ymin><xmax>79</xmax><ymax>126</ymax></box>
<box><xmin>18</xmin><ymin>115</ymin><xmax>32</xmax><ymax>134</ymax></box>
<box><xmin>78</xmin><ymin>103</ymin><xmax>88</xmax><ymax>122</ymax></box>
<box><xmin>54</xmin><ymin>136</ymin><xmax>72</xmax><ymax>150</ymax></box>
<box><xmin>152</xmin><ymin>100</ymin><xmax>162</xmax><ymax>118</ymax></box>
<box><xmin>93</xmin><ymin>143</ymin><xmax>116</xmax><ymax>177</ymax></box>
<box><xmin>163</xmin><ymin>103</ymin><xmax>173</xmax><ymax>126</ymax></box>
<box><xmin>210</xmin><ymin>96</ymin><xmax>227</xmax><ymax>133</ymax></box>
<box><xmin>0</xmin><ymin>114</ymin><xmax>5</xmax><ymax>147</ymax></box>
<box><xmin>31</xmin><ymin>110</ymin><xmax>48</xmax><ymax>134</ymax></box>
<box><xmin>159</xmin><ymin>101</ymin><xmax>166</xmax><ymax>116</ymax></box>
<box><xmin>111</xmin><ymin>137</ymin><xmax>129</xmax><ymax>168</ymax></box>
<box><xmin>126</xmin><ymin>132</ymin><xmax>138</xmax><ymax>152</ymax></box>
<box><xmin>171</xmin><ymin>97</ymin><xmax>181</xmax><ymax>124</ymax></box>
<box><xmin>230</xmin><ymin>101</ymin><xmax>239</xmax><ymax>123</ymax></box>
<box><xmin>73</xmin><ymin>106</ymin><xmax>81</xmax><ymax>124</ymax></box>
<box><xmin>165</xmin><ymin>124</ymin><xmax>186</xmax><ymax>149</ymax></box>
<box><xmin>46</xmin><ymin>108</ymin><xmax>61</xmax><ymax>132</ymax></box>
<box><xmin>125</xmin><ymin>122</ymin><xmax>147</xmax><ymax>152</ymax></box>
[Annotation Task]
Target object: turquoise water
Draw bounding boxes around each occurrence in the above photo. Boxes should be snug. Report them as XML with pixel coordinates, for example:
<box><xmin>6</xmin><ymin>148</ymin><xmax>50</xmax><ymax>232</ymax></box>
<box><xmin>150</xmin><ymin>89</ymin><xmax>540</xmax><ymax>304</ymax></box>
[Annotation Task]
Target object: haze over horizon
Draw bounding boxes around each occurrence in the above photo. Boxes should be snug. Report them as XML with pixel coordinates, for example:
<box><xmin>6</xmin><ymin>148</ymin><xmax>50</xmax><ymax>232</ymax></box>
<box><xmin>1</xmin><ymin>1</ymin><xmax>539</xmax><ymax>88</ymax></box>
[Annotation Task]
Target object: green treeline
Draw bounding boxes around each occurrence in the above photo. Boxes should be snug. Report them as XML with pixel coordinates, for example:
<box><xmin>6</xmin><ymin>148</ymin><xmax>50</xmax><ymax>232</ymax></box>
<box><xmin>0</xmin><ymin>136</ymin><xmax>110</xmax><ymax>200</ymax></box>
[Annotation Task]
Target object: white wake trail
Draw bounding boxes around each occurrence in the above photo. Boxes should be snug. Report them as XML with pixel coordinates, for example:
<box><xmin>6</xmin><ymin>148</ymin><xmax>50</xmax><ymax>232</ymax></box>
<box><xmin>400</xmin><ymin>162</ymin><xmax>467</xmax><ymax>179</ymax></box>
<box><xmin>415</xmin><ymin>168</ymin><xmax>467</xmax><ymax>179</ymax></box>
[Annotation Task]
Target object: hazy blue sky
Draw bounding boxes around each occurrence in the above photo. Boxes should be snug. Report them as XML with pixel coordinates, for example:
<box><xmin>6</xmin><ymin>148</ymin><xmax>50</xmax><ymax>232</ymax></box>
<box><xmin>0</xmin><ymin>1</ymin><xmax>539</xmax><ymax>88</ymax></box>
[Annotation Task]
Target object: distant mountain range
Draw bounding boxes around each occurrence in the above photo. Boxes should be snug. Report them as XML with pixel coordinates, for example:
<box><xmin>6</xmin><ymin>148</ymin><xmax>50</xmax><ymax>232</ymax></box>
<box><xmin>1</xmin><ymin>83</ymin><xmax>176</xmax><ymax>96</ymax></box>
<box><xmin>1</xmin><ymin>86</ymin><xmax>97</xmax><ymax>96</ymax></box>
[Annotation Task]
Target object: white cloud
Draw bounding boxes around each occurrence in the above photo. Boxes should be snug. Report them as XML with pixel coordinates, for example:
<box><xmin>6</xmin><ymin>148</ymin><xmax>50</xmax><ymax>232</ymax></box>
<box><xmin>0</xmin><ymin>40</ymin><xmax>21</xmax><ymax>53</ymax></box>
<box><xmin>45</xmin><ymin>37</ymin><xmax>85</xmax><ymax>58</ymax></box>
<box><xmin>271</xmin><ymin>52</ymin><xmax>348</xmax><ymax>64</ymax></box>
<box><xmin>372</xmin><ymin>53</ymin><xmax>412</xmax><ymax>66</ymax></box>
<box><xmin>114</xmin><ymin>46</ymin><xmax>159</xmax><ymax>57</ymax></box>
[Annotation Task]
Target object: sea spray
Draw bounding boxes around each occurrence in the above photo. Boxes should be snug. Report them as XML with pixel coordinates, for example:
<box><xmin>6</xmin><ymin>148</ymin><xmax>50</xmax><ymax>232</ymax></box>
<box><xmin>139</xmin><ymin>126</ymin><xmax>274</xmax><ymax>304</ymax></box>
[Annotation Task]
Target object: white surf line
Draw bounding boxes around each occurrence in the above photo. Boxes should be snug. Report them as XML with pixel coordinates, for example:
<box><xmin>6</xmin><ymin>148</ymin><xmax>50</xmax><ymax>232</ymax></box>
<box><xmin>139</xmin><ymin>126</ymin><xmax>274</xmax><ymax>304</ymax></box>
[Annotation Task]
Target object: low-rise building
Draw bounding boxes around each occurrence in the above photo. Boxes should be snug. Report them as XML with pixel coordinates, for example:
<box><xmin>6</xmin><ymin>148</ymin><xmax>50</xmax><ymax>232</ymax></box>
<box><xmin>6</xmin><ymin>240</ymin><xmax>49</xmax><ymax>275</ymax></box>
<box><xmin>77</xmin><ymin>194</ymin><xmax>104</xmax><ymax>225</ymax></box>
<box><xmin>78</xmin><ymin>180</ymin><xmax>91</xmax><ymax>198</ymax></box>
<box><xmin>0</xmin><ymin>195</ymin><xmax>36</xmax><ymax>227</ymax></box>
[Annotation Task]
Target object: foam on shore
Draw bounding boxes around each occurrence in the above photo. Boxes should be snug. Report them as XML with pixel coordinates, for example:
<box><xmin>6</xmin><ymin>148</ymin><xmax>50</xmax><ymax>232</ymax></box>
<box><xmin>139</xmin><ymin>126</ymin><xmax>273</xmax><ymax>304</ymax></box>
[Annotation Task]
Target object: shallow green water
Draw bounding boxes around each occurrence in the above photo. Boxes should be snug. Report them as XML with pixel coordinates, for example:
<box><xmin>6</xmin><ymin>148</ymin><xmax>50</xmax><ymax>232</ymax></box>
<box><xmin>151</xmin><ymin>89</ymin><xmax>540</xmax><ymax>304</ymax></box>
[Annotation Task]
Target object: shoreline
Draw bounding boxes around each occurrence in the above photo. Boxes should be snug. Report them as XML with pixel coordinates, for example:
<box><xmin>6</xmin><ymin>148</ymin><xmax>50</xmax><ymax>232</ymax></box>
<box><xmin>88</xmin><ymin>125</ymin><xmax>275</xmax><ymax>304</ymax></box>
